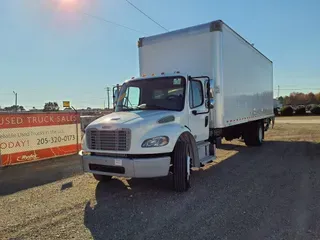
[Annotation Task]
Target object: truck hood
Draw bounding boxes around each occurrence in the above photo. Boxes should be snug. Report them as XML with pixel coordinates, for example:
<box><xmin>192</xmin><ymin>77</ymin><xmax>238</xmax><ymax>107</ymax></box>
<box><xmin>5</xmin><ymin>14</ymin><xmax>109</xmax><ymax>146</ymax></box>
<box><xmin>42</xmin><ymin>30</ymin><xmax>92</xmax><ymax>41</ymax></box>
<box><xmin>88</xmin><ymin>110</ymin><xmax>178</xmax><ymax>128</ymax></box>
<box><xmin>83</xmin><ymin>110</ymin><xmax>186</xmax><ymax>154</ymax></box>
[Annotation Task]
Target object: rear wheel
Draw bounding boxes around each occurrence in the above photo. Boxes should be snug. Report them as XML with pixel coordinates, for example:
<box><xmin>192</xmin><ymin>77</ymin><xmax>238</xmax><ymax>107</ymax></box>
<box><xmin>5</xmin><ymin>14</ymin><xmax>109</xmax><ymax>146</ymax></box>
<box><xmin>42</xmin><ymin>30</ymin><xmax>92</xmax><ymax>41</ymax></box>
<box><xmin>244</xmin><ymin>121</ymin><xmax>264</xmax><ymax>146</ymax></box>
<box><xmin>173</xmin><ymin>141</ymin><xmax>191</xmax><ymax>192</ymax></box>
<box><xmin>93</xmin><ymin>174</ymin><xmax>113</xmax><ymax>182</ymax></box>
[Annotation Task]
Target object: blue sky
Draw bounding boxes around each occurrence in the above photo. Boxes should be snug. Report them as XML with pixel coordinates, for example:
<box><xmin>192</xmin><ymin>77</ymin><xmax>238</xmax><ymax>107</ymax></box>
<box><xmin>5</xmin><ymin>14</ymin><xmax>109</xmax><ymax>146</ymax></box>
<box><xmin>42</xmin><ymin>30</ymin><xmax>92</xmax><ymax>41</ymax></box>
<box><xmin>1</xmin><ymin>0</ymin><xmax>320</xmax><ymax>109</ymax></box>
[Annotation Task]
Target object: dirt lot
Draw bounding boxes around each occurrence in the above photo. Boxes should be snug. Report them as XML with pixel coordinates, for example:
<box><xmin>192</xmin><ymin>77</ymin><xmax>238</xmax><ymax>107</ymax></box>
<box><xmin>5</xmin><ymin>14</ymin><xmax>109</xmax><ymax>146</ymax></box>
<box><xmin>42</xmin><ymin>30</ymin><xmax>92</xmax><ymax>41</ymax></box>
<box><xmin>275</xmin><ymin>115</ymin><xmax>320</xmax><ymax>124</ymax></box>
<box><xmin>1</xmin><ymin>120</ymin><xmax>320</xmax><ymax>240</ymax></box>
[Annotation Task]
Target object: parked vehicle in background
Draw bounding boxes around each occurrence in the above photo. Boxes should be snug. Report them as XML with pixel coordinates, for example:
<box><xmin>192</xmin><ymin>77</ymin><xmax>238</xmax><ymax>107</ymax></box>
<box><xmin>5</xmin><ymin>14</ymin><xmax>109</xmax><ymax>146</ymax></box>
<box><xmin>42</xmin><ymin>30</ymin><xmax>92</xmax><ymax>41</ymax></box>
<box><xmin>273</xmin><ymin>98</ymin><xmax>282</xmax><ymax>115</ymax></box>
<box><xmin>80</xmin><ymin>20</ymin><xmax>274</xmax><ymax>192</ymax></box>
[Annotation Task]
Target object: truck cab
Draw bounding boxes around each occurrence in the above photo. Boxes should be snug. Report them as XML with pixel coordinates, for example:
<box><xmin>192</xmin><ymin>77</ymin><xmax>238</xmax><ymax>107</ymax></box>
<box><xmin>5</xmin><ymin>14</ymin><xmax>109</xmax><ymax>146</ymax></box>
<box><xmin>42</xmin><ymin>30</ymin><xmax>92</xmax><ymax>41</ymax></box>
<box><xmin>81</xmin><ymin>73</ymin><xmax>214</xmax><ymax>192</ymax></box>
<box><xmin>115</xmin><ymin>74</ymin><xmax>212</xmax><ymax>143</ymax></box>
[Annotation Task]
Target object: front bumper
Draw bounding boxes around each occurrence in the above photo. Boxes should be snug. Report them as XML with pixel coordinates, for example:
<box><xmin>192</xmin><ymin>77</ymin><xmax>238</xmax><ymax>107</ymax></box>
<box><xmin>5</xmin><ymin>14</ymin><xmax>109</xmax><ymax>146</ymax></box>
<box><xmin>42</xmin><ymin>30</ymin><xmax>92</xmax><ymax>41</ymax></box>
<box><xmin>81</xmin><ymin>154</ymin><xmax>171</xmax><ymax>178</ymax></box>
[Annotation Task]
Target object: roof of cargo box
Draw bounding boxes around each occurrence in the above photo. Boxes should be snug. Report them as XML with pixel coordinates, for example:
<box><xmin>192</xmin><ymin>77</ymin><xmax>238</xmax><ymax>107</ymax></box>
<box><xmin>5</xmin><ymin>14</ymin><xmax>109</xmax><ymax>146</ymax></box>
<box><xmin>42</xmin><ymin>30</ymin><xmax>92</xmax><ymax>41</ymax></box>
<box><xmin>138</xmin><ymin>20</ymin><xmax>272</xmax><ymax>63</ymax></box>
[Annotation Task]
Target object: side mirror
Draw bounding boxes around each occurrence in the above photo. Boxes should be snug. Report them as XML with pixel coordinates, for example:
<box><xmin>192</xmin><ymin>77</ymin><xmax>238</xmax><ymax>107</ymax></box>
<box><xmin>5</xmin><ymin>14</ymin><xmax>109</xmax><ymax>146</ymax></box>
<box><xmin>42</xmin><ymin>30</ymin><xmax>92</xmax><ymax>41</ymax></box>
<box><xmin>205</xmin><ymin>80</ymin><xmax>213</xmax><ymax>109</ymax></box>
<box><xmin>113</xmin><ymin>89</ymin><xmax>118</xmax><ymax>100</ymax></box>
<box><xmin>113</xmin><ymin>85</ymin><xmax>120</xmax><ymax>107</ymax></box>
<box><xmin>209</xmin><ymin>99</ymin><xmax>215</xmax><ymax>109</ymax></box>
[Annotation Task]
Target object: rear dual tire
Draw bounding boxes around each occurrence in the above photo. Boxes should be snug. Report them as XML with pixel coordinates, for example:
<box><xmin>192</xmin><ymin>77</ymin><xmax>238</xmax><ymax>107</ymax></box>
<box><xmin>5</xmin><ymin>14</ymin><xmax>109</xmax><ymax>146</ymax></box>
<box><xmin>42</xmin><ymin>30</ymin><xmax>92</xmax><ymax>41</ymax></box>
<box><xmin>244</xmin><ymin>121</ymin><xmax>264</xmax><ymax>147</ymax></box>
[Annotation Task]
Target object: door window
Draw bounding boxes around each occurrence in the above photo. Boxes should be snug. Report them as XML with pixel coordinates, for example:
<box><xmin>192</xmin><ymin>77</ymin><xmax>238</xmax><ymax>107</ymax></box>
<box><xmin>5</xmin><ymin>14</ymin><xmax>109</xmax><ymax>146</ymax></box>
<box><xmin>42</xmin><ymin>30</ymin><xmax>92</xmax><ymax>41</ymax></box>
<box><xmin>189</xmin><ymin>80</ymin><xmax>204</xmax><ymax>109</ymax></box>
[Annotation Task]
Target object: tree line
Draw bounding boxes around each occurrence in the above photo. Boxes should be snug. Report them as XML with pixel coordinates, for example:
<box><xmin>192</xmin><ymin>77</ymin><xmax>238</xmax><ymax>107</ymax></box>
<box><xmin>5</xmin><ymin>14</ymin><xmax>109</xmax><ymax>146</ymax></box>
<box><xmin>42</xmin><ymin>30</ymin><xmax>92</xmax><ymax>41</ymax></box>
<box><xmin>1</xmin><ymin>102</ymin><xmax>60</xmax><ymax>112</ymax></box>
<box><xmin>278</xmin><ymin>92</ymin><xmax>320</xmax><ymax>106</ymax></box>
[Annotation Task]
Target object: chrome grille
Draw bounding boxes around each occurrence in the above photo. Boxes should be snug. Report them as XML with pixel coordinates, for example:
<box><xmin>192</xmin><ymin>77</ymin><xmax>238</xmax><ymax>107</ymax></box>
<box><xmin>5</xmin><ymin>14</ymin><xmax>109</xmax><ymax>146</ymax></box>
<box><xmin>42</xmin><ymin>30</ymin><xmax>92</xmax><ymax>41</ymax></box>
<box><xmin>87</xmin><ymin>128</ymin><xmax>131</xmax><ymax>151</ymax></box>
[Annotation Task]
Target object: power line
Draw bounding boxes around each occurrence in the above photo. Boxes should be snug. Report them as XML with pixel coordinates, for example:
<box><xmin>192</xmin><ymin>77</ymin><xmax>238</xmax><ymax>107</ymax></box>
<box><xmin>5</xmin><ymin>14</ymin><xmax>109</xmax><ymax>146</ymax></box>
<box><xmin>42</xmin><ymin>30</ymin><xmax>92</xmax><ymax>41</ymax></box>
<box><xmin>51</xmin><ymin>3</ymin><xmax>148</xmax><ymax>35</ymax></box>
<box><xmin>46</xmin><ymin>0</ymin><xmax>149</xmax><ymax>35</ymax></box>
<box><xmin>124</xmin><ymin>0</ymin><xmax>169</xmax><ymax>32</ymax></box>
<box><xmin>79</xmin><ymin>11</ymin><xmax>148</xmax><ymax>35</ymax></box>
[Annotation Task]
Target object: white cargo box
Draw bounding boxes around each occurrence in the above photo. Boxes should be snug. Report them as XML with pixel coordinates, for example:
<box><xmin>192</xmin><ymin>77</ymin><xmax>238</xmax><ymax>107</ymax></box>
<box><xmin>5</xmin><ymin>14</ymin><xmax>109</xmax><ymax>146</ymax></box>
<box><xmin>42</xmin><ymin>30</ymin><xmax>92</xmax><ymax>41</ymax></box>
<box><xmin>138</xmin><ymin>20</ymin><xmax>273</xmax><ymax>129</ymax></box>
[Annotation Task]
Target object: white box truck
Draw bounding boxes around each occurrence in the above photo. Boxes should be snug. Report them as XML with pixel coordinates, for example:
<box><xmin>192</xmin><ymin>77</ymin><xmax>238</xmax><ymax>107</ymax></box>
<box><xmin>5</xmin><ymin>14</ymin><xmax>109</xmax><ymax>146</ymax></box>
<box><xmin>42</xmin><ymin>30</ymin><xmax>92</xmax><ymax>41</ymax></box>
<box><xmin>80</xmin><ymin>20</ymin><xmax>274</xmax><ymax>192</ymax></box>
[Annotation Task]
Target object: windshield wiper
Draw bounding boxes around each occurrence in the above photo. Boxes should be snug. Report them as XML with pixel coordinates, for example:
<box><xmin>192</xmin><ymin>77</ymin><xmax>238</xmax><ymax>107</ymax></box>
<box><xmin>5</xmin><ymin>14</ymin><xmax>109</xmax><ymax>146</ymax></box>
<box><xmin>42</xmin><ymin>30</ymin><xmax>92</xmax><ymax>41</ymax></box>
<box><xmin>142</xmin><ymin>104</ymin><xmax>172</xmax><ymax>110</ymax></box>
<box><xmin>116</xmin><ymin>105</ymin><xmax>135</xmax><ymax>111</ymax></box>
<box><xmin>118</xmin><ymin>104</ymin><xmax>174</xmax><ymax>111</ymax></box>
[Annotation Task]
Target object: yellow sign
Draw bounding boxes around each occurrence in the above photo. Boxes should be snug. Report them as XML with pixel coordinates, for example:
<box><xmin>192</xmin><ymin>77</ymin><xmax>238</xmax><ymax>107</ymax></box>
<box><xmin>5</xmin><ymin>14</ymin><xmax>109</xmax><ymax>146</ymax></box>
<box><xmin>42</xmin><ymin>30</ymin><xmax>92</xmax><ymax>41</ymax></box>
<box><xmin>63</xmin><ymin>101</ymin><xmax>70</xmax><ymax>108</ymax></box>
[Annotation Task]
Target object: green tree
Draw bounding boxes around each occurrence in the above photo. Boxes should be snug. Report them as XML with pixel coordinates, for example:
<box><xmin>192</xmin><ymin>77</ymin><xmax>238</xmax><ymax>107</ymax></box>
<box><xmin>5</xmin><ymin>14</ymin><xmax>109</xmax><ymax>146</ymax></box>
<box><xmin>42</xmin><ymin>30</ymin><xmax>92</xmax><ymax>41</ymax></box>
<box><xmin>278</xmin><ymin>96</ymin><xmax>284</xmax><ymax>105</ymax></box>
<box><xmin>4</xmin><ymin>105</ymin><xmax>25</xmax><ymax>111</ymax></box>
<box><xmin>43</xmin><ymin>102</ymin><xmax>59</xmax><ymax>112</ymax></box>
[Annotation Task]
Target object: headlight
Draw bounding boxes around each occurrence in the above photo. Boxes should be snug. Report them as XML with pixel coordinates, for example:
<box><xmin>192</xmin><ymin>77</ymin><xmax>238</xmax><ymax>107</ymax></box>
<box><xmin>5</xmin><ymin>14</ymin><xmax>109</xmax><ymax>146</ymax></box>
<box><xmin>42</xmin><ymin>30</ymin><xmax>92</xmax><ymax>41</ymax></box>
<box><xmin>141</xmin><ymin>136</ymin><xmax>169</xmax><ymax>148</ymax></box>
<box><xmin>79</xmin><ymin>150</ymin><xmax>91</xmax><ymax>156</ymax></box>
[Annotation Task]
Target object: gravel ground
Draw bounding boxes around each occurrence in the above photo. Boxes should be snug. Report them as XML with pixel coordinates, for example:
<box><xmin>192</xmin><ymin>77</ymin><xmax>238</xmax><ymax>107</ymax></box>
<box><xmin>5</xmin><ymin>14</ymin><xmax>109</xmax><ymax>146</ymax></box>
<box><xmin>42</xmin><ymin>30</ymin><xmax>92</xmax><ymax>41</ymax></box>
<box><xmin>1</xmin><ymin>123</ymin><xmax>320</xmax><ymax>240</ymax></box>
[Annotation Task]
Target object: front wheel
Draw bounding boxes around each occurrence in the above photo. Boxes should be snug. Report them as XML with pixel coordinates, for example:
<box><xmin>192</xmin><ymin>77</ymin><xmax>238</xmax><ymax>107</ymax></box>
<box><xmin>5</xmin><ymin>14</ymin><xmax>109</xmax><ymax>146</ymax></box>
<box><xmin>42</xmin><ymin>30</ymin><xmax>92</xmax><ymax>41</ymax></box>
<box><xmin>172</xmin><ymin>141</ymin><xmax>191</xmax><ymax>192</ymax></box>
<box><xmin>93</xmin><ymin>174</ymin><xmax>113</xmax><ymax>182</ymax></box>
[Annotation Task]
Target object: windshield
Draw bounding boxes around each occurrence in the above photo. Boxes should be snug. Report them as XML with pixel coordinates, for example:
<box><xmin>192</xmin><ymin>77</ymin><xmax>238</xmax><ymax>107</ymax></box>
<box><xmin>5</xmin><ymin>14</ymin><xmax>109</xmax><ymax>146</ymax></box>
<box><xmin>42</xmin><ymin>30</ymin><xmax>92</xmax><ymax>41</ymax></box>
<box><xmin>115</xmin><ymin>76</ymin><xmax>186</xmax><ymax>112</ymax></box>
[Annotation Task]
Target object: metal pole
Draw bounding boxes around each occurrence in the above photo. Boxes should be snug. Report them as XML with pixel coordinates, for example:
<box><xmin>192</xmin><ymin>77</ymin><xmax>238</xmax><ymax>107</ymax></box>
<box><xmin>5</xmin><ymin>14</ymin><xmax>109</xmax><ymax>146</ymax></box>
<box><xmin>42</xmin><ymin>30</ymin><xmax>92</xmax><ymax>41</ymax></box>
<box><xmin>72</xmin><ymin>106</ymin><xmax>80</xmax><ymax>153</ymax></box>
<box><xmin>13</xmin><ymin>91</ymin><xmax>17</xmax><ymax>111</ymax></box>
<box><xmin>106</xmin><ymin>87</ymin><xmax>110</xmax><ymax>109</ymax></box>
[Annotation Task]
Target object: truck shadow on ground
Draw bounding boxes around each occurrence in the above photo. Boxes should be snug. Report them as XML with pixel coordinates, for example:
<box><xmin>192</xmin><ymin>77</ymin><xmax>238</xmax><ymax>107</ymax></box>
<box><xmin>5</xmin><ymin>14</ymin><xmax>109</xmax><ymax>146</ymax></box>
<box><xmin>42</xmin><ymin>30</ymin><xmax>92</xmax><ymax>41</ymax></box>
<box><xmin>0</xmin><ymin>155</ymin><xmax>82</xmax><ymax>196</ymax></box>
<box><xmin>84</xmin><ymin>140</ymin><xmax>320</xmax><ymax>240</ymax></box>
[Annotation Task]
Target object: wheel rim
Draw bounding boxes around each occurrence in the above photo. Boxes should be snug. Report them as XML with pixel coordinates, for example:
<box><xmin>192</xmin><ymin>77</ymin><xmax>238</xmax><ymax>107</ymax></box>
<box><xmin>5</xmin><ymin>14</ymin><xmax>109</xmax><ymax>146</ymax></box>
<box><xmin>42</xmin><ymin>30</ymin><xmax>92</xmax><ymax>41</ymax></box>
<box><xmin>258</xmin><ymin>125</ymin><xmax>263</xmax><ymax>142</ymax></box>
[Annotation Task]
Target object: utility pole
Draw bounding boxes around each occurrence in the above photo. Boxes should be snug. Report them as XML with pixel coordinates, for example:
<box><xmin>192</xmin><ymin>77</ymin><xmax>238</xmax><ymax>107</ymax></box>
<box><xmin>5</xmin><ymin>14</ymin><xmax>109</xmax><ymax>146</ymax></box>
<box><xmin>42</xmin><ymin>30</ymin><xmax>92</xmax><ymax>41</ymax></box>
<box><xmin>105</xmin><ymin>87</ymin><xmax>110</xmax><ymax>109</ymax></box>
<box><xmin>278</xmin><ymin>85</ymin><xmax>280</xmax><ymax>98</ymax></box>
<box><xmin>13</xmin><ymin>91</ymin><xmax>18</xmax><ymax>111</ymax></box>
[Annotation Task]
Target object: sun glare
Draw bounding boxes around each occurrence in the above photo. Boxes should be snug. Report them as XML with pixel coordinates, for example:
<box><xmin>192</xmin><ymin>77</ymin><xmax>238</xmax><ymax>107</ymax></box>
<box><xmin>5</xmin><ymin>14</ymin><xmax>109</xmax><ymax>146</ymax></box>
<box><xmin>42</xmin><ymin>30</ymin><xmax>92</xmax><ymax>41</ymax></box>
<box><xmin>56</xmin><ymin>0</ymin><xmax>82</xmax><ymax>11</ymax></box>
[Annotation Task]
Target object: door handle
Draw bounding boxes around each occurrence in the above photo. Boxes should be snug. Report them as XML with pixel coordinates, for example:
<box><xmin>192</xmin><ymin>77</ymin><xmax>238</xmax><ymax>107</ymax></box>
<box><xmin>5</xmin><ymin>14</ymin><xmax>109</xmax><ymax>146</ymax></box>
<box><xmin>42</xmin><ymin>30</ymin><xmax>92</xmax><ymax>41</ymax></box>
<box><xmin>205</xmin><ymin>116</ymin><xmax>208</xmax><ymax>127</ymax></box>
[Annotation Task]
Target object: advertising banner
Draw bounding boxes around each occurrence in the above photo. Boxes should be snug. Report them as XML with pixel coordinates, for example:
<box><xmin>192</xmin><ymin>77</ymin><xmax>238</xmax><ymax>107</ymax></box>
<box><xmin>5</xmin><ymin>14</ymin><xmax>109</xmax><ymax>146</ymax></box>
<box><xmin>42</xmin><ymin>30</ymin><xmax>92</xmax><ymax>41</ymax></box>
<box><xmin>0</xmin><ymin>112</ymin><xmax>81</xmax><ymax>167</ymax></box>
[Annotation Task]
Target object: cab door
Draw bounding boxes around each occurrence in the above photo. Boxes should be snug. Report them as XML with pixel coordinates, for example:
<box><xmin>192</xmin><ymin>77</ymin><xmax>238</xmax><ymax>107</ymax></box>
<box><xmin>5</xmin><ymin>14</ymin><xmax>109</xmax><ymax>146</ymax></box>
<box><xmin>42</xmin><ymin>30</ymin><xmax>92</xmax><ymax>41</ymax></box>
<box><xmin>188</xmin><ymin>77</ymin><xmax>210</xmax><ymax>142</ymax></box>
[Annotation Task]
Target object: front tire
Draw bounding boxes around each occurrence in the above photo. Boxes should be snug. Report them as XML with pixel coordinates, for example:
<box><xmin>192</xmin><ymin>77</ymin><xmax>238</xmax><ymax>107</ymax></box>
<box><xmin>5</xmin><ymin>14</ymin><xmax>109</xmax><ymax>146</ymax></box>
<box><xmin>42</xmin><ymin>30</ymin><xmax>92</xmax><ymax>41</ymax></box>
<box><xmin>93</xmin><ymin>174</ymin><xmax>113</xmax><ymax>182</ymax></box>
<box><xmin>173</xmin><ymin>141</ymin><xmax>191</xmax><ymax>192</ymax></box>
